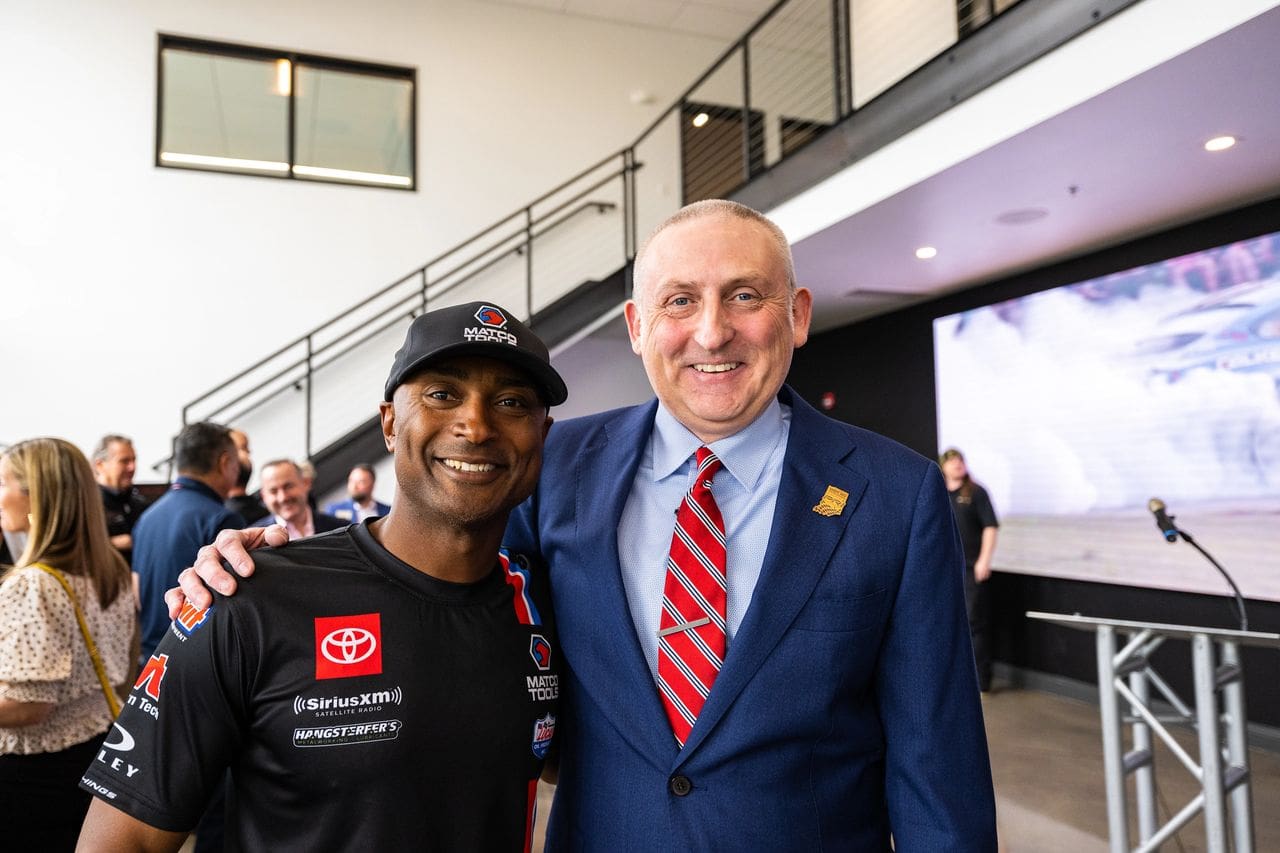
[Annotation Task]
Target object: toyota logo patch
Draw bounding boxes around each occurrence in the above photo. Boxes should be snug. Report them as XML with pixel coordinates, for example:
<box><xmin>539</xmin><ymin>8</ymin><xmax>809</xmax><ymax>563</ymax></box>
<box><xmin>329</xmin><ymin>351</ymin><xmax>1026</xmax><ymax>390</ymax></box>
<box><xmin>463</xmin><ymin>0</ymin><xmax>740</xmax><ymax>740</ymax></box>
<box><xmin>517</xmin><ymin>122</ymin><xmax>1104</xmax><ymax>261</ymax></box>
<box><xmin>314</xmin><ymin>613</ymin><xmax>383</xmax><ymax>679</ymax></box>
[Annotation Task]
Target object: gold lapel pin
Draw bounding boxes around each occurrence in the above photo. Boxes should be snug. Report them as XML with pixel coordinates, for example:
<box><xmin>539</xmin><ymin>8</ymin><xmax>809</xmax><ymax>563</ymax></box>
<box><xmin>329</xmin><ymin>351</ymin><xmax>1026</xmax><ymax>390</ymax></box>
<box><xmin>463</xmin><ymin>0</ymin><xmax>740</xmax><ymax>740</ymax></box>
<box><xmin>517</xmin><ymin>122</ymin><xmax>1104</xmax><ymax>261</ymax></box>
<box><xmin>812</xmin><ymin>485</ymin><xmax>849</xmax><ymax>517</ymax></box>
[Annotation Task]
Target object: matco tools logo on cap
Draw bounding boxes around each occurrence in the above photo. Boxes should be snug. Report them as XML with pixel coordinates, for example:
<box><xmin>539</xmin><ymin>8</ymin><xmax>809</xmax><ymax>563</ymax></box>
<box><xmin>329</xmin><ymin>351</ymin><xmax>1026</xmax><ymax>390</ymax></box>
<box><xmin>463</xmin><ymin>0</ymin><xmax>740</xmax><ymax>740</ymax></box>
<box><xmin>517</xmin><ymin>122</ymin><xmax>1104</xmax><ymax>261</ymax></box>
<box><xmin>314</xmin><ymin>613</ymin><xmax>383</xmax><ymax>680</ymax></box>
<box><xmin>474</xmin><ymin>305</ymin><xmax>508</xmax><ymax>328</ymax></box>
<box><xmin>465</xmin><ymin>305</ymin><xmax>518</xmax><ymax>345</ymax></box>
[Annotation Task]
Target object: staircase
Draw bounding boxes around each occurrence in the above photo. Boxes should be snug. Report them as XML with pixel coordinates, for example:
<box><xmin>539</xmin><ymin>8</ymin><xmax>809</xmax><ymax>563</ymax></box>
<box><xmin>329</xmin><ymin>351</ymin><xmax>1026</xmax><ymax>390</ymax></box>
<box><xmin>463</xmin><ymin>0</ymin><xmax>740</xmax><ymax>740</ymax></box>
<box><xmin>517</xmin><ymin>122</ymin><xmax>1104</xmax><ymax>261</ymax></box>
<box><xmin>303</xmin><ymin>263</ymin><xmax>631</xmax><ymax>500</ymax></box>
<box><xmin>165</xmin><ymin>0</ymin><xmax>1050</xmax><ymax>493</ymax></box>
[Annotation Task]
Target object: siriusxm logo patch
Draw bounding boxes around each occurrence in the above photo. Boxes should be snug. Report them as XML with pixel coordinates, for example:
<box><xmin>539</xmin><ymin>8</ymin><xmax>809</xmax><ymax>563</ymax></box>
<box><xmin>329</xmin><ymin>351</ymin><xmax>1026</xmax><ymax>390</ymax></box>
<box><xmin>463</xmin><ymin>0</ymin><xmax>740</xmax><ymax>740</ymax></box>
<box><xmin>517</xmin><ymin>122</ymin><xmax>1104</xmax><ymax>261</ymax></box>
<box><xmin>294</xmin><ymin>687</ymin><xmax>403</xmax><ymax>717</ymax></box>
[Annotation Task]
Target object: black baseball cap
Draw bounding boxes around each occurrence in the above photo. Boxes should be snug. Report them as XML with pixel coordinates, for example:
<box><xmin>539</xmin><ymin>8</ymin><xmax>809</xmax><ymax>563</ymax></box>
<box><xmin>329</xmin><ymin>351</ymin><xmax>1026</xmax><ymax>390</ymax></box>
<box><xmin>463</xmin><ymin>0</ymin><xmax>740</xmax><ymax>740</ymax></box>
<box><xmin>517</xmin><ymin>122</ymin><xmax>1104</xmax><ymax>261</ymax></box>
<box><xmin>383</xmin><ymin>301</ymin><xmax>568</xmax><ymax>406</ymax></box>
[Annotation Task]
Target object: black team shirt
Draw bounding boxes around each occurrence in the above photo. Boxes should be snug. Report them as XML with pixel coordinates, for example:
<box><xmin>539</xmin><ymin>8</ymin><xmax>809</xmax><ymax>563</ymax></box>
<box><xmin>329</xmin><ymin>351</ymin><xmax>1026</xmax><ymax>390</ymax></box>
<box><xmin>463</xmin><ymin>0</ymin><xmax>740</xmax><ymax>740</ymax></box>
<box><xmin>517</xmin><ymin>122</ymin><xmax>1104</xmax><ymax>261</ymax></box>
<box><xmin>81</xmin><ymin>519</ymin><xmax>559</xmax><ymax>852</ymax></box>
<box><xmin>100</xmin><ymin>485</ymin><xmax>150</xmax><ymax>565</ymax></box>
<box><xmin>948</xmin><ymin>483</ymin><xmax>999</xmax><ymax>567</ymax></box>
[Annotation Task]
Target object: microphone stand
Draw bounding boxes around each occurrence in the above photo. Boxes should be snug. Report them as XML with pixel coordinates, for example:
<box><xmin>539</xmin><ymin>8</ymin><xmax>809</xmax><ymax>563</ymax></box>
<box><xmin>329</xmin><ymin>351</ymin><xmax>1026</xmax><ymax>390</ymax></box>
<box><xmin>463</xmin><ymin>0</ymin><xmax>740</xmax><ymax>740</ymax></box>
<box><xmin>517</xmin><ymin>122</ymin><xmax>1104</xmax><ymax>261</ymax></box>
<box><xmin>1171</xmin><ymin>522</ymin><xmax>1249</xmax><ymax>631</ymax></box>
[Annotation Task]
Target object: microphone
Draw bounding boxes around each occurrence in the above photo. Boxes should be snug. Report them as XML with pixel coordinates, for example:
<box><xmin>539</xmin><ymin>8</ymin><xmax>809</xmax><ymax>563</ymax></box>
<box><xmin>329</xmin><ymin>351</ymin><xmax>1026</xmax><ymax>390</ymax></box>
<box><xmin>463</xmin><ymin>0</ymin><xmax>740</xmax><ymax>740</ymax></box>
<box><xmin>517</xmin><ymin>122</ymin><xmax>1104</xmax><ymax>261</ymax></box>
<box><xmin>1148</xmin><ymin>498</ymin><xmax>1178</xmax><ymax>543</ymax></box>
<box><xmin>1145</xmin><ymin>498</ymin><xmax>1249</xmax><ymax>631</ymax></box>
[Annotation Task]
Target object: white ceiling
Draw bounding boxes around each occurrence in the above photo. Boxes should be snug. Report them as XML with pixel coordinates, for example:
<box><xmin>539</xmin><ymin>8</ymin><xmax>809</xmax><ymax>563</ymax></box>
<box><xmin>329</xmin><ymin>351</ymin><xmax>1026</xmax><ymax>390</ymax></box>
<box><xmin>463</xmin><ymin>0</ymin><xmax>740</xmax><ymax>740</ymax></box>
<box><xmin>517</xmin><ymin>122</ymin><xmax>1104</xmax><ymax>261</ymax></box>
<box><xmin>494</xmin><ymin>0</ymin><xmax>1280</xmax><ymax>335</ymax></box>
<box><xmin>483</xmin><ymin>0</ymin><xmax>775</xmax><ymax>40</ymax></box>
<box><xmin>787</xmin><ymin>3</ymin><xmax>1280</xmax><ymax>330</ymax></box>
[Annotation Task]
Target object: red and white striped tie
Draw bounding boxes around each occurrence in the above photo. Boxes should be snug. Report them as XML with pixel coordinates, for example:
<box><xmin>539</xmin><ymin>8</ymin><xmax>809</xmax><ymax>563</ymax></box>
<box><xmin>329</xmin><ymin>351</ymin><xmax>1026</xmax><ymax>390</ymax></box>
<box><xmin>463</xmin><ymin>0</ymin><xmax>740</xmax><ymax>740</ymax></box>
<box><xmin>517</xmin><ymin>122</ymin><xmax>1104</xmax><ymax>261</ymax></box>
<box><xmin>656</xmin><ymin>446</ymin><xmax>727</xmax><ymax>747</ymax></box>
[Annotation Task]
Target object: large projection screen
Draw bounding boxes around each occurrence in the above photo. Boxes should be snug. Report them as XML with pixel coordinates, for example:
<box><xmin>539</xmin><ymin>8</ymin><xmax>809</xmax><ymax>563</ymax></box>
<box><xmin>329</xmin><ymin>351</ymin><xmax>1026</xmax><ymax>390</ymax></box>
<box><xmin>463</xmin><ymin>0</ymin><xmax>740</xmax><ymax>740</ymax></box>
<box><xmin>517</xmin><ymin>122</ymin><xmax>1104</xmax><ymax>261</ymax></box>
<box><xmin>934</xmin><ymin>231</ymin><xmax>1280</xmax><ymax>602</ymax></box>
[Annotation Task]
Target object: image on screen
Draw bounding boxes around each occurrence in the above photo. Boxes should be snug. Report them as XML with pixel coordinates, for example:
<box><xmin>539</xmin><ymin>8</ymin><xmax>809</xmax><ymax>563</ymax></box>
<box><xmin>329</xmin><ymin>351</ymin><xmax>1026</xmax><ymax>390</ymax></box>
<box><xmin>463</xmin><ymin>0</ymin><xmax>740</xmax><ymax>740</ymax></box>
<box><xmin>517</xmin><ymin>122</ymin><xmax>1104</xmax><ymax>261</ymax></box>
<box><xmin>934</xmin><ymin>231</ymin><xmax>1280</xmax><ymax>603</ymax></box>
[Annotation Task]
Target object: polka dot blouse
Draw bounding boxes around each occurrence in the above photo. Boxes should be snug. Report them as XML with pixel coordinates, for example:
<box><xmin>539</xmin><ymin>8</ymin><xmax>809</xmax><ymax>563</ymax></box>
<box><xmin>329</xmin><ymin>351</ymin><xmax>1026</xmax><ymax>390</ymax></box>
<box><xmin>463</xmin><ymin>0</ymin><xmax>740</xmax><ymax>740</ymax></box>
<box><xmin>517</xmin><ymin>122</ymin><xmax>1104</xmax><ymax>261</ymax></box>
<box><xmin>0</xmin><ymin>566</ymin><xmax>136</xmax><ymax>755</ymax></box>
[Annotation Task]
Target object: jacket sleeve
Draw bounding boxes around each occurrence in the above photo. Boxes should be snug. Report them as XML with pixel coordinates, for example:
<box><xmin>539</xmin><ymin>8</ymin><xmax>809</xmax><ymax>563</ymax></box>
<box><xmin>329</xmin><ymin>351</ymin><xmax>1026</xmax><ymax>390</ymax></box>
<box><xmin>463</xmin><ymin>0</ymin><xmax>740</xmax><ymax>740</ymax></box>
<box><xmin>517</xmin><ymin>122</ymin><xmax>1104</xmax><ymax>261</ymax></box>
<box><xmin>875</xmin><ymin>463</ymin><xmax>997</xmax><ymax>851</ymax></box>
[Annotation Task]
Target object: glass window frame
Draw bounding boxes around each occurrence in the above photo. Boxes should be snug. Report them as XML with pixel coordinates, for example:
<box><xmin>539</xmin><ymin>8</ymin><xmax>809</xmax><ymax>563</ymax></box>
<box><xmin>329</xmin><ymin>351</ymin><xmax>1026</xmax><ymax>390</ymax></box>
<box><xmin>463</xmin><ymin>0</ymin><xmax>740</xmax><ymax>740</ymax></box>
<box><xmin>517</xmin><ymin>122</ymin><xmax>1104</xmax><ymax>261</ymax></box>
<box><xmin>155</xmin><ymin>34</ymin><xmax>417</xmax><ymax>191</ymax></box>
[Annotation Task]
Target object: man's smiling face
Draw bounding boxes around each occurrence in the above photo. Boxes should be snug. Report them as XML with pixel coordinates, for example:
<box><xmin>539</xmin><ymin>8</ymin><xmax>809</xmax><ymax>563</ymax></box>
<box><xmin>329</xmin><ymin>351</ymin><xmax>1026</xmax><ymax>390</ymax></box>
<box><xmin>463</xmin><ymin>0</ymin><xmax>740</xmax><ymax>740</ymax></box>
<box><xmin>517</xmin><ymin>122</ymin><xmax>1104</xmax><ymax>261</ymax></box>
<box><xmin>381</xmin><ymin>355</ymin><xmax>551</xmax><ymax>530</ymax></box>
<box><xmin>625</xmin><ymin>212</ymin><xmax>812</xmax><ymax>443</ymax></box>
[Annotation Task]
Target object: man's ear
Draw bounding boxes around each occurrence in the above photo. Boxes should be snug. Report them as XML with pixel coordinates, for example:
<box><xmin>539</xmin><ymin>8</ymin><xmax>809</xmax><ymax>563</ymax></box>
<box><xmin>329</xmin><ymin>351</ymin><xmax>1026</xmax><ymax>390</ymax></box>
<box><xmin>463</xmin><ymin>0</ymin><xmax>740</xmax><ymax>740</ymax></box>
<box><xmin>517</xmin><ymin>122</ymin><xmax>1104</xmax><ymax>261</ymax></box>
<box><xmin>623</xmin><ymin>300</ymin><xmax>643</xmax><ymax>356</ymax></box>
<box><xmin>379</xmin><ymin>401</ymin><xmax>396</xmax><ymax>452</ymax></box>
<box><xmin>221</xmin><ymin>451</ymin><xmax>239</xmax><ymax>488</ymax></box>
<box><xmin>541</xmin><ymin>415</ymin><xmax>554</xmax><ymax>442</ymax></box>
<box><xmin>791</xmin><ymin>287</ymin><xmax>813</xmax><ymax>349</ymax></box>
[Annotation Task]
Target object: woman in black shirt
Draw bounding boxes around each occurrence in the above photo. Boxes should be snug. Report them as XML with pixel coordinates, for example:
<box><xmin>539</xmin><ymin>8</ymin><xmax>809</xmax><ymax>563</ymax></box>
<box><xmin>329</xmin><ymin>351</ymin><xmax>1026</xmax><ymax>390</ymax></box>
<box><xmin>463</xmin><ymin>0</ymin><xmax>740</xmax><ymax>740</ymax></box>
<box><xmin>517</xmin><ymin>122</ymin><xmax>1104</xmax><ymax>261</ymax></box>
<box><xmin>940</xmin><ymin>448</ymin><xmax>999</xmax><ymax>692</ymax></box>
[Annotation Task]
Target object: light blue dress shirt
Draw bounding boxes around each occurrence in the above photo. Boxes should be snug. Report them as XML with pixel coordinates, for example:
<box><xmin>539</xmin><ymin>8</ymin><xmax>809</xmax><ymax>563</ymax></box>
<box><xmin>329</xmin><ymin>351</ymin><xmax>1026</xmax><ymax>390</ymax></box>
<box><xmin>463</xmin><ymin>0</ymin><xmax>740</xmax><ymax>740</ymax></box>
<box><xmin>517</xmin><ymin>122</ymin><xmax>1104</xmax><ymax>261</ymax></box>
<box><xmin>617</xmin><ymin>399</ymin><xmax>792</xmax><ymax>680</ymax></box>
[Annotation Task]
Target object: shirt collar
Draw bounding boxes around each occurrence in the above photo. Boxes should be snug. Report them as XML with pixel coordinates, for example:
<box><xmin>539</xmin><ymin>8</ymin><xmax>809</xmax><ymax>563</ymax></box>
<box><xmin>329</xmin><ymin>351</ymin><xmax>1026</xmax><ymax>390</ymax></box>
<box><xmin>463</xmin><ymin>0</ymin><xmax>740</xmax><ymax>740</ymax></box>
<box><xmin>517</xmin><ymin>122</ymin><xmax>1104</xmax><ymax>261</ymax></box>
<box><xmin>651</xmin><ymin>397</ymin><xmax>787</xmax><ymax>491</ymax></box>
<box><xmin>276</xmin><ymin>507</ymin><xmax>314</xmax><ymax>538</ymax></box>
<box><xmin>172</xmin><ymin>476</ymin><xmax>223</xmax><ymax>503</ymax></box>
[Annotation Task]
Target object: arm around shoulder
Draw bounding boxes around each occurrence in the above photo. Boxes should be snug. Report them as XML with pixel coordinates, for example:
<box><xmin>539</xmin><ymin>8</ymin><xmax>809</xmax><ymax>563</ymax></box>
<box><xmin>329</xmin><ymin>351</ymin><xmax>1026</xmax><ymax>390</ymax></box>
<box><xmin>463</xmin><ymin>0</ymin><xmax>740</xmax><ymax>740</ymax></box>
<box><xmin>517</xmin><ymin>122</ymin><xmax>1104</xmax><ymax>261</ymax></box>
<box><xmin>877</xmin><ymin>462</ymin><xmax>996</xmax><ymax>850</ymax></box>
<box><xmin>166</xmin><ymin>525</ymin><xmax>289</xmax><ymax>617</ymax></box>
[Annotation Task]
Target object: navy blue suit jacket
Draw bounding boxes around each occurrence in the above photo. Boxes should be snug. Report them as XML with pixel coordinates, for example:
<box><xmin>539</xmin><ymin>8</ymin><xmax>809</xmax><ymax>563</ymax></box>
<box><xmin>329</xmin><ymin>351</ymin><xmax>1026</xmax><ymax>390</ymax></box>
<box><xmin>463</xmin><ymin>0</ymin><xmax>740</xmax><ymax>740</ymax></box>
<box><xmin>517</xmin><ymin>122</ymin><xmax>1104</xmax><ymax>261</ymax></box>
<box><xmin>505</xmin><ymin>387</ymin><xmax>996</xmax><ymax>851</ymax></box>
<box><xmin>249</xmin><ymin>511</ymin><xmax>348</xmax><ymax>535</ymax></box>
<box><xmin>323</xmin><ymin>499</ymin><xmax>390</xmax><ymax>522</ymax></box>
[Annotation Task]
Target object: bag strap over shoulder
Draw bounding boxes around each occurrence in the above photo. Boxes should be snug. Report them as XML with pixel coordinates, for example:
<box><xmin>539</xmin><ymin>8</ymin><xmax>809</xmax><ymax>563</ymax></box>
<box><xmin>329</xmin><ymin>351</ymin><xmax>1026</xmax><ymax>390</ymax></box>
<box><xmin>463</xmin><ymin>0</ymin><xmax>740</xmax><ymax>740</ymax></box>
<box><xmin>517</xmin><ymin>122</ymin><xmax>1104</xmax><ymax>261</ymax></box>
<box><xmin>30</xmin><ymin>563</ymin><xmax>122</xmax><ymax>718</ymax></box>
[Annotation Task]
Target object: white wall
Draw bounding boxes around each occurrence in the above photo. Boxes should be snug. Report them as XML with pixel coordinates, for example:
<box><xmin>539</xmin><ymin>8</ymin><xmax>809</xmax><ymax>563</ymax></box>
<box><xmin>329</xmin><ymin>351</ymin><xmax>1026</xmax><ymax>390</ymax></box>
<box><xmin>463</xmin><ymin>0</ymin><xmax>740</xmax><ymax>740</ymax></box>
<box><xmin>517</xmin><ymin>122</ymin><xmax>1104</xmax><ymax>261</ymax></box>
<box><xmin>0</xmin><ymin>0</ymin><xmax>729</xmax><ymax>476</ymax></box>
<box><xmin>852</xmin><ymin>0</ymin><xmax>959</xmax><ymax>107</ymax></box>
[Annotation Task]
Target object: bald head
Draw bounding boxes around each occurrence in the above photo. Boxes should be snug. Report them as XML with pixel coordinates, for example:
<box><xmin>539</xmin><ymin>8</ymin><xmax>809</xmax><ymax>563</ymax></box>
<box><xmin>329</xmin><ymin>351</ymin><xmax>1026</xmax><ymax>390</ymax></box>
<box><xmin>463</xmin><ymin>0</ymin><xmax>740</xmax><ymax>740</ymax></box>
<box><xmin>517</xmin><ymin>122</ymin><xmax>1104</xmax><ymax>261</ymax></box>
<box><xmin>632</xmin><ymin>200</ymin><xmax>796</xmax><ymax>308</ymax></box>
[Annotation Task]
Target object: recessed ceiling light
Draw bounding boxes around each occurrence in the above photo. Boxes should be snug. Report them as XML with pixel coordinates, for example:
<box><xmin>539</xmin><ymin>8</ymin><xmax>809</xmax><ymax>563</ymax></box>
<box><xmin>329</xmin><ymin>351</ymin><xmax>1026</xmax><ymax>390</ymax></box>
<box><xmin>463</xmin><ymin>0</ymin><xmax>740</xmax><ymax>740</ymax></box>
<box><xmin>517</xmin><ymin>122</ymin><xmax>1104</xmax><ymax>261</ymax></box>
<box><xmin>692</xmin><ymin>112</ymin><xmax>710</xmax><ymax>128</ymax></box>
<box><xmin>1204</xmin><ymin>135</ymin><xmax>1236</xmax><ymax>152</ymax></box>
<box><xmin>996</xmin><ymin>207</ymin><xmax>1048</xmax><ymax>225</ymax></box>
<box><xmin>915</xmin><ymin>246</ymin><xmax>937</xmax><ymax>260</ymax></box>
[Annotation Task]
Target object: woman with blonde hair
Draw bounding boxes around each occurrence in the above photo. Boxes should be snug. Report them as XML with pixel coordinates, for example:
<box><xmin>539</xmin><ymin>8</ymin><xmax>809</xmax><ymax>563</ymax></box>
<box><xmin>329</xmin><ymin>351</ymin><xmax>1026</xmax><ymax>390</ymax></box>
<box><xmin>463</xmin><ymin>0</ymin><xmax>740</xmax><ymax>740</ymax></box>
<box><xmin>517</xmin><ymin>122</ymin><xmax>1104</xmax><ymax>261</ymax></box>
<box><xmin>0</xmin><ymin>437</ymin><xmax>138</xmax><ymax>850</ymax></box>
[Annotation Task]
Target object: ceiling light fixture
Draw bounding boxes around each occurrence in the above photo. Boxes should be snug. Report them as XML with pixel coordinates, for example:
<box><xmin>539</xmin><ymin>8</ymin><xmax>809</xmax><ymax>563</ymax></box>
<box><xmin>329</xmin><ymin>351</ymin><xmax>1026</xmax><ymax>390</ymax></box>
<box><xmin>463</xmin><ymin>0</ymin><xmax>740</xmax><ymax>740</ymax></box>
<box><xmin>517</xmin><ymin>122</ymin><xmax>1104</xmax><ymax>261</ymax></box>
<box><xmin>996</xmin><ymin>207</ymin><xmax>1048</xmax><ymax>225</ymax></box>
<box><xmin>692</xmin><ymin>112</ymin><xmax>710</xmax><ymax>128</ymax></box>
<box><xmin>915</xmin><ymin>246</ymin><xmax>937</xmax><ymax>260</ymax></box>
<box><xmin>292</xmin><ymin>164</ymin><xmax>412</xmax><ymax>187</ymax></box>
<box><xmin>160</xmin><ymin>152</ymin><xmax>290</xmax><ymax>173</ymax></box>
<box><xmin>1204</xmin><ymin>135</ymin><xmax>1236</xmax><ymax>152</ymax></box>
<box><xmin>275</xmin><ymin>59</ymin><xmax>292</xmax><ymax>97</ymax></box>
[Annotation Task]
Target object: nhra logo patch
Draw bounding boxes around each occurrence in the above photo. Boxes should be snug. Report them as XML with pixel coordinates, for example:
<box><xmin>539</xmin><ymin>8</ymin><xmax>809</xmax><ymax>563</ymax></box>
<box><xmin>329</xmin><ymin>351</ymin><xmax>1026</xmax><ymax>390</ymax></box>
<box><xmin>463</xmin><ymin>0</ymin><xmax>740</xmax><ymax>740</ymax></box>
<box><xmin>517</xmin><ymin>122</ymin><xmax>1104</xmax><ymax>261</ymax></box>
<box><xmin>174</xmin><ymin>602</ymin><xmax>212</xmax><ymax>635</ymax></box>
<box><xmin>474</xmin><ymin>305</ymin><xmax>508</xmax><ymax>328</ymax></box>
<box><xmin>529</xmin><ymin>634</ymin><xmax>551</xmax><ymax>671</ymax></box>
<box><xmin>531</xmin><ymin>713</ymin><xmax>556</xmax><ymax>759</ymax></box>
<box><xmin>314</xmin><ymin>613</ymin><xmax>383</xmax><ymax>680</ymax></box>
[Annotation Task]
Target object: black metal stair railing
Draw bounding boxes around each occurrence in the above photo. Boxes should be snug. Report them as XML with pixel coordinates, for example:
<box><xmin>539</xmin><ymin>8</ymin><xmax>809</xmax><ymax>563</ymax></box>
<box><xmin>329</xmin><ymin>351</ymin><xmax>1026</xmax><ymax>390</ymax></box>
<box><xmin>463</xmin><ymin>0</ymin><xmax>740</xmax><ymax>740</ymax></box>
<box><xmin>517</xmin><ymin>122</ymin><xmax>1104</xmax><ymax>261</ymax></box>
<box><xmin>172</xmin><ymin>149</ymin><xmax>640</xmax><ymax>467</ymax></box>
<box><xmin>166</xmin><ymin>0</ymin><xmax>1033</xmax><ymax>475</ymax></box>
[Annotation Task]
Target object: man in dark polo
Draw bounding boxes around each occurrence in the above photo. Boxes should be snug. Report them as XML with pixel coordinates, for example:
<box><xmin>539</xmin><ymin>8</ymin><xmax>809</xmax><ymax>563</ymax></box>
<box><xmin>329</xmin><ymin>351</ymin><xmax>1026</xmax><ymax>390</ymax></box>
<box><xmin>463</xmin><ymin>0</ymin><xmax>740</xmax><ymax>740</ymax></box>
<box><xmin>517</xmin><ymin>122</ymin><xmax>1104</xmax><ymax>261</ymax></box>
<box><xmin>93</xmin><ymin>434</ymin><xmax>150</xmax><ymax>566</ymax></box>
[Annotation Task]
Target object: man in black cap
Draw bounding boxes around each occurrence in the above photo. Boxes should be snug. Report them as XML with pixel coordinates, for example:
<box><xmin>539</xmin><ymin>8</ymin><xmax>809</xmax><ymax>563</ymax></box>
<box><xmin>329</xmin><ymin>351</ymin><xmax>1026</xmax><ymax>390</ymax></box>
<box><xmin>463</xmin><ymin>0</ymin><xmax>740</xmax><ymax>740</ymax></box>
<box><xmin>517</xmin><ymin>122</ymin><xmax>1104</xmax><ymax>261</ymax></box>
<box><xmin>79</xmin><ymin>302</ymin><xmax>565</xmax><ymax>851</ymax></box>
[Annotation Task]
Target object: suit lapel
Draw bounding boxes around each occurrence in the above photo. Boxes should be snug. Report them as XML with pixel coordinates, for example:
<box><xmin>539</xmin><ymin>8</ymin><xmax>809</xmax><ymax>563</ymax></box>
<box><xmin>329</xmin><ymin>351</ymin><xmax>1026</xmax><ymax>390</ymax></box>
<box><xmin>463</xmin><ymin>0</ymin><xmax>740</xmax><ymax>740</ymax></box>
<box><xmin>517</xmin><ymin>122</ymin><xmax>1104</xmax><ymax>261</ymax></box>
<box><xmin>567</xmin><ymin>400</ymin><xmax>678</xmax><ymax>762</ymax></box>
<box><xmin>675</xmin><ymin>390</ymin><xmax>869</xmax><ymax>761</ymax></box>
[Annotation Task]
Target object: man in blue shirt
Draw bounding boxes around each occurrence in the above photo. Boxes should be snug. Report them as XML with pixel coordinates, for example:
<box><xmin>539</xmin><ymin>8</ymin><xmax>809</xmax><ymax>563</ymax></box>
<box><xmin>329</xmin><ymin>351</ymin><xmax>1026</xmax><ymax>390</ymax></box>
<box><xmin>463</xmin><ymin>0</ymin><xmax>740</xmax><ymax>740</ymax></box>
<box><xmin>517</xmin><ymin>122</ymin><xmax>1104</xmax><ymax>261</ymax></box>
<box><xmin>132</xmin><ymin>422</ymin><xmax>243</xmax><ymax>660</ymax></box>
<box><xmin>324</xmin><ymin>463</ymin><xmax>390</xmax><ymax>522</ymax></box>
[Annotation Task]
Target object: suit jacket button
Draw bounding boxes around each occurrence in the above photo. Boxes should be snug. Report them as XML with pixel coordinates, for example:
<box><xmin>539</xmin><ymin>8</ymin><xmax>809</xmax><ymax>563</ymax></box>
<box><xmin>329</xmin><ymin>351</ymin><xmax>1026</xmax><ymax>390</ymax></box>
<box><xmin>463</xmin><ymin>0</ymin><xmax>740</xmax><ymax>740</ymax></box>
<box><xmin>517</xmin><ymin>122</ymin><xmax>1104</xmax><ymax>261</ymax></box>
<box><xmin>669</xmin><ymin>775</ymin><xmax>692</xmax><ymax>797</ymax></box>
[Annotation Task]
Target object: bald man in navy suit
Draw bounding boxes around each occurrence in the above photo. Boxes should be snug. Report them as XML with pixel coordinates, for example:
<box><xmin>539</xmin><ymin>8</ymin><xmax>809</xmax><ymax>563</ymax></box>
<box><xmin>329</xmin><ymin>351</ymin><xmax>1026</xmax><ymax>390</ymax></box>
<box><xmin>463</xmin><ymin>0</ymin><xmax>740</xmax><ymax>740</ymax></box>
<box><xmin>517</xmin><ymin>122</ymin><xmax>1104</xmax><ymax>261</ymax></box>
<box><xmin>178</xmin><ymin>200</ymin><xmax>995</xmax><ymax>851</ymax></box>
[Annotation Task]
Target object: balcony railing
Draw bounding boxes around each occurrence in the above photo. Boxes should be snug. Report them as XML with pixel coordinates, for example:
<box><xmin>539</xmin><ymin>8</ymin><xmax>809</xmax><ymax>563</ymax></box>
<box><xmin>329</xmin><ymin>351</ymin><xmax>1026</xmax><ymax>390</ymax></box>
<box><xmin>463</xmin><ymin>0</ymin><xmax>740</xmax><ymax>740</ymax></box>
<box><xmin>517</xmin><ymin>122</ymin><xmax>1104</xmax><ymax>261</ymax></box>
<box><xmin>164</xmin><ymin>0</ymin><xmax>1030</xmax><ymax>472</ymax></box>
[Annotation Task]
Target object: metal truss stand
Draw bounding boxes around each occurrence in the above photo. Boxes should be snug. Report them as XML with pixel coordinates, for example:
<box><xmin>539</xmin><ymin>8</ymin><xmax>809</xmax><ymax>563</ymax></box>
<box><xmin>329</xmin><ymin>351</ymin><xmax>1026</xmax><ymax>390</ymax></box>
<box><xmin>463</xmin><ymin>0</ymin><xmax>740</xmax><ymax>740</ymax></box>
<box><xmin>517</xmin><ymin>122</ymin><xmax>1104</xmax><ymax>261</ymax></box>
<box><xmin>1026</xmin><ymin>612</ymin><xmax>1280</xmax><ymax>853</ymax></box>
